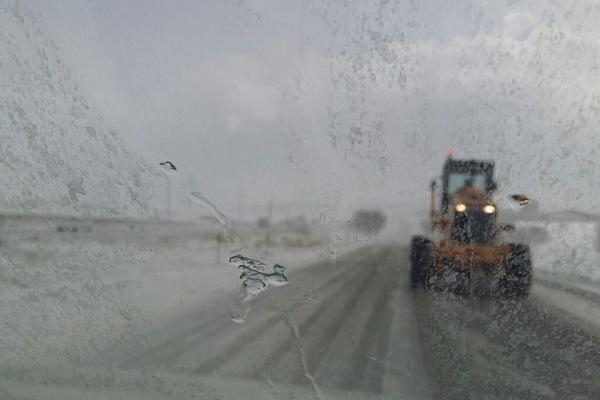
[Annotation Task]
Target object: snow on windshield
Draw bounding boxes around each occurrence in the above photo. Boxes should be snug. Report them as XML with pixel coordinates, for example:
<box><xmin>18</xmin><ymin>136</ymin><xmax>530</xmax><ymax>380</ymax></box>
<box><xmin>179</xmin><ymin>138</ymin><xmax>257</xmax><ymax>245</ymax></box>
<box><xmin>1</xmin><ymin>1</ymin><xmax>599</xmax><ymax>399</ymax></box>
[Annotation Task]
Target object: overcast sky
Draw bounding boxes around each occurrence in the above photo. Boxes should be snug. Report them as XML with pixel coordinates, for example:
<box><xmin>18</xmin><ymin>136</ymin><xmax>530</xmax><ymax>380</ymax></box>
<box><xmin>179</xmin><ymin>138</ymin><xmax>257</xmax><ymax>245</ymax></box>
<box><xmin>34</xmin><ymin>0</ymin><xmax>600</xmax><ymax>217</ymax></box>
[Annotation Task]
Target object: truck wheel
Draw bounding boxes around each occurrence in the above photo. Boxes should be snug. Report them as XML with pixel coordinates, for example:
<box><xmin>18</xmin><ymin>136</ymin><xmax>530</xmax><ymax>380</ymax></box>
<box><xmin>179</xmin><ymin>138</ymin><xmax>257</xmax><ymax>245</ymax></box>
<box><xmin>410</xmin><ymin>236</ymin><xmax>432</xmax><ymax>288</ymax></box>
<box><xmin>502</xmin><ymin>244</ymin><xmax>532</xmax><ymax>298</ymax></box>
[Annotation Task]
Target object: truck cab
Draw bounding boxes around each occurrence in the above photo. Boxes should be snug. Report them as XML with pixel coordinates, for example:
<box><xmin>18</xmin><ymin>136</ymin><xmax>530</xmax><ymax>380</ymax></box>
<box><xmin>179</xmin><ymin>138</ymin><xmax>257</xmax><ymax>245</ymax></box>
<box><xmin>437</xmin><ymin>158</ymin><xmax>498</xmax><ymax>244</ymax></box>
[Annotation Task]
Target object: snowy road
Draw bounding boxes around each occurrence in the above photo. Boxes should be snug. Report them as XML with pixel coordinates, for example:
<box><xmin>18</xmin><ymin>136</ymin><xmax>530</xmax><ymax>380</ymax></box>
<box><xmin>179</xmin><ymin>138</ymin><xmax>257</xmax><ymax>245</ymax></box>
<box><xmin>116</xmin><ymin>244</ymin><xmax>600</xmax><ymax>400</ymax></box>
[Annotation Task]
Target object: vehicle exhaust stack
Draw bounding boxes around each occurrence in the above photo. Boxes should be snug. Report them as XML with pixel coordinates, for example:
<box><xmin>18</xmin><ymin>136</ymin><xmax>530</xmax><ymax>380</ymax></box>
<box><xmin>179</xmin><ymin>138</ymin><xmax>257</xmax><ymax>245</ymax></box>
<box><xmin>430</xmin><ymin>180</ymin><xmax>437</xmax><ymax>232</ymax></box>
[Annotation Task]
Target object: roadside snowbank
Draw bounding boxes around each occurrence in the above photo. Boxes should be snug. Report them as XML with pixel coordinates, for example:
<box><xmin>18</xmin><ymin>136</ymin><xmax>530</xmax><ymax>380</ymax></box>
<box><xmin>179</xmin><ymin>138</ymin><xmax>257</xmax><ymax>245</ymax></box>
<box><xmin>522</xmin><ymin>222</ymin><xmax>600</xmax><ymax>282</ymax></box>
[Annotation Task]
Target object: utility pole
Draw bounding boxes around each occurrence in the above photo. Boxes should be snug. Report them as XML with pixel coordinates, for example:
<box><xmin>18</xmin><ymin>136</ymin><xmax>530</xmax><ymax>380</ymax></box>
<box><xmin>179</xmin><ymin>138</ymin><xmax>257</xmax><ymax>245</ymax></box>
<box><xmin>159</xmin><ymin>161</ymin><xmax>177</xmax><ymax>220</ymax></box>
<box><xmin>267</xmin><ymin>198</ymin><xmax>273</xmax><ymax>224</ymax></box>
<box><xmin>237</xmin><ymin>191</ymin><xmax>243</xmax><ymax>222</ymax></box>
<box><xmin>265</xmin><ymin>198</ymin><xmax>274</xmax><ymax>245</ymax></box>
<box><xmin>166</xmin><ymin>174</ymin><xmax>171</xmax><ymax>219</ymax></box>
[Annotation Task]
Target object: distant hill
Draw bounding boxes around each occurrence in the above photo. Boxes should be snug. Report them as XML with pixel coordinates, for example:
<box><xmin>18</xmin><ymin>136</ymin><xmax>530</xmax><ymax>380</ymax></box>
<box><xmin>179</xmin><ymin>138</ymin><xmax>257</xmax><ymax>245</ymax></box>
<box><xmin>0</xmin><ymin>1</ymin><xmax>161</xmax><ymax>217</ymax></box>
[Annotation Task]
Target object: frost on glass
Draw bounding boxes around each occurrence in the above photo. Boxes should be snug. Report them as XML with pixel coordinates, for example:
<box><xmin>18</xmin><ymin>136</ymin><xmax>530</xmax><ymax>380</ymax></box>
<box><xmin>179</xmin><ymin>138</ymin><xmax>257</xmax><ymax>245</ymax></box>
<box><xmin>2</xmin><ymin>0</ymin><xmax>600</xmax><ymax>399</ymax></box>
<box><xmin>0</xmin><ymin>2</ymin><xmax>162</xmax><ymax>217</ymax></box>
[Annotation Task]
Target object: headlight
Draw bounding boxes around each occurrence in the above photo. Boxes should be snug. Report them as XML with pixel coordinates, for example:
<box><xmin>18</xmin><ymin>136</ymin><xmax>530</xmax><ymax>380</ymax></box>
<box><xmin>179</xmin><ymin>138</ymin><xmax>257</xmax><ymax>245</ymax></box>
<box><xmin>455</xmin><ymin>203</ymin><xmax>467</xmax><ymax>213</ymax></box>
<box><xmin>483</xmin><ymin>204</ymin><xmax>496</xmax><ymax>214</ymax></box>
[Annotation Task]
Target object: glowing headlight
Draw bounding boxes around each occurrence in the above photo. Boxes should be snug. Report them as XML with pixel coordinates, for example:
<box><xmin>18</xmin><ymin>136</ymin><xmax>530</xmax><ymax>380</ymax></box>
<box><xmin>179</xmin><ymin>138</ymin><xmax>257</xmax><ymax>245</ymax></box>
<box><xmin>483</xmin><ymin>204</ymin><xmax>496</xmax><ymax>214</ymax></box>
<box><xmin>455</xmin><ymin>203</ymin><xmax>467</xmax><ymax>213</ymax></box>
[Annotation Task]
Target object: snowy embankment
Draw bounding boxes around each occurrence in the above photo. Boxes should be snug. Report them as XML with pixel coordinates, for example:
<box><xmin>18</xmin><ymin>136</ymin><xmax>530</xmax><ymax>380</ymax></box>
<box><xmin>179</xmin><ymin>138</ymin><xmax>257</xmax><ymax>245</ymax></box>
<box><xmin>532</xmin><ymin>271</ymin><xmax>600</xmax><ymax>335</ymax></box>
<box><xmin>503</xmin><ymin>220</ymin><xmax>600</xmax><ymax>281</ymax></box>
<box><xmin>508</xmin><ymin>221</ymin><xmax>600</xmax><ymax>333</ymax></box>
<box><xmin>528</xmin><ymin>222</ymin><xmax>600</xmax><ymax>333</ymax></box>
<box><xmin>526</xmin><ymin>222</ymin><xmax>600</xmax><ymax>280</ymax></box>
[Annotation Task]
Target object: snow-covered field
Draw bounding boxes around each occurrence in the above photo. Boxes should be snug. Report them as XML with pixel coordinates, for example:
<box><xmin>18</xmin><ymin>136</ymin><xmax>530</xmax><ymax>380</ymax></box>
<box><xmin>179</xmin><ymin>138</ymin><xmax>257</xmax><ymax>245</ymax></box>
<box><xmin>0</xmin><ymin>217</ymin><xmax>361</xmax><ymax>372</ymax></box>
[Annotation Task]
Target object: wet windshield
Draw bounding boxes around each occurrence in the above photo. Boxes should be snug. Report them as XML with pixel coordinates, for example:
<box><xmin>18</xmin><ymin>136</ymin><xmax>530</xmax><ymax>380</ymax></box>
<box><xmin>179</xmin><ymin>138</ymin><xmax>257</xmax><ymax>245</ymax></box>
<box><xmin>2</xmin><ymin>1</ymin><xmax>599</xmax><ymax>399</ymax></box>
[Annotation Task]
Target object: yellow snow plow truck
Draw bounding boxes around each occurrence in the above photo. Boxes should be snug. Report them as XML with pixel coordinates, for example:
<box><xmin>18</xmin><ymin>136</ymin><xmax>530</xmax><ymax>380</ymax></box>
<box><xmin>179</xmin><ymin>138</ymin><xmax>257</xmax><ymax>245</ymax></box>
<box><xmin>410</xmin><ymin>156</ymin><xmax>532</xmax><ymax>297</ymax></box>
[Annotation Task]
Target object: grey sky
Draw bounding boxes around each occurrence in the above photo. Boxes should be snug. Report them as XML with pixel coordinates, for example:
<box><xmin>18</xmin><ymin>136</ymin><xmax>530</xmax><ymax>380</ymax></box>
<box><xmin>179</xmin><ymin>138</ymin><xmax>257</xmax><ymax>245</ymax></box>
<box><xmin>35</xmin><ymin>0</ymin><xmax>600</xmax><ymax>216</ymax></box>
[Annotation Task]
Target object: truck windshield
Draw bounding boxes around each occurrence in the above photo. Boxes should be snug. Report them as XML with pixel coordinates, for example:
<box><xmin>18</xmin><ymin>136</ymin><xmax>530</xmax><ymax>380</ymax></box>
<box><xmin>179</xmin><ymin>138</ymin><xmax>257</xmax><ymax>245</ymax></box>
<box><xmin>448</xmin><ymin>173</ymin><xmax>487</xmax><ymax>194</ymax></box>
